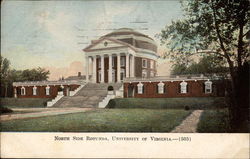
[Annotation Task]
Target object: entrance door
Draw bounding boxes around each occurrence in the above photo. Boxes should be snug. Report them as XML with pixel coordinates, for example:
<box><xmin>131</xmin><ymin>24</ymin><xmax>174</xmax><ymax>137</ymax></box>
<box><xmin>66</xmin><ymin>87</ymin><xmax>70</xmax><ymax>96</ymax></box>
<box><xmin>128</xmin><ymin>84</ymin><xmax>134</xmax><ymax>97</ymax></box>
<box><xmin>98</xmin><ymin>71</ymin><xmax>101</xmax><ymax>83</ymax></box>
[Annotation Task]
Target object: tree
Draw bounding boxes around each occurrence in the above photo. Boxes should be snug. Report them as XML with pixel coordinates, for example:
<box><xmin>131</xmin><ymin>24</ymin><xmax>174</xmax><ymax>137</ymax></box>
<box><xmin>171</xmin><ymin>55</ymin><xmax>228</xmax><ymax>75</ymax></box>
<box><xmin>0</xmin><ymin>56</ymin><xmax>50</xmax><ymax>97</ymax></box>
<box><xmin>20</xmin><ymin>67</ymin><xmax>50</xmax><ymax>81</ymax></box>
<box><xmin>0</xmin><ymin>56</ymin><xmax>11</xmax><ymax>97</ymax></box>
<box><xmin>159</xmin><ymin>0</ymin><xmax>250</xmax><ymax>131</ymax></box>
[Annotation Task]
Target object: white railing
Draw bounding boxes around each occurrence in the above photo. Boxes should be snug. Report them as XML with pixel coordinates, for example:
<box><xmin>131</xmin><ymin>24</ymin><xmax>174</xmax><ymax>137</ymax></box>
<box><xmin>123</xmin><ymin>74</ymin><xmax>226</xmax><ymax>83</ymax></box>
<box><xmin>115</xmin><ymin>85</ymin><xmax>124</xmax><ymax>98</ymax></box>
<box><xmin>98</xmin><ymin>92</ymin><xmax>115</xmax><ymax>108</ymax></box>
<box><xmin>13</xmin><ymin>80</ymin><xmax>86</xmax><ymax>87</ymax></box>
<box><xmin>69</xmin><ymin>84</ymin><xmax>86</xmax><ymax>96</ymax></box>
<box><xmin>47</xmin><ymin>92</ymin><xmax>64</xmax><ymax>107</ymax></box>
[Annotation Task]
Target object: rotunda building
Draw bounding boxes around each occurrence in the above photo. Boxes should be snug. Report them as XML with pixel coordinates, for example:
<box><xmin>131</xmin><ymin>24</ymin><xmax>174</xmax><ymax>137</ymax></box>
<box><xmin>83</xmin><ymin>28</ymin><xmax>158</xmax><ymax>83</ymax></box>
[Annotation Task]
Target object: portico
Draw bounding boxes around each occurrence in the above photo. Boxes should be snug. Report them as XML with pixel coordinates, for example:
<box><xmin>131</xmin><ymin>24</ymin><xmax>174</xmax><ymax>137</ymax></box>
<box><xmin>85</xmin><ymin>52</ymin><xmax>135</xmax><ymax>83</ymax></box>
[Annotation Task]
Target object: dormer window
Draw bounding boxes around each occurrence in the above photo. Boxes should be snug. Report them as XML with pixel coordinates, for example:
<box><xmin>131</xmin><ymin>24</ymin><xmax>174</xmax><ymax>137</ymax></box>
<box><xmin>205</xmin><ymin>80</ymin><xmax>212</xmax><ymax>93</ymax></box>
<box><xmin>142</xmin><ymin>59</ymin><xmax>147</xmax><ymax>68</ymax></box>
<box><xmin>180</xmin><ymin>81</ymin><xmax>187</xmax><ymax>93</ymax></box>
<box><xmin>137</xmin><ymin>82</ymin><xmax>144</xmax><ymax>94</ymax></box>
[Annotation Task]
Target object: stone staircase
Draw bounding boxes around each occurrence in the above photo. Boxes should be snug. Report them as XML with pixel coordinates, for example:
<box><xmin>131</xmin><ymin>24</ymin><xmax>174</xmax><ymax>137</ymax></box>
<box><xmin>53</xmin><ymin>83</ymin><xmax>123</xmax><ymax>108</ymax></box>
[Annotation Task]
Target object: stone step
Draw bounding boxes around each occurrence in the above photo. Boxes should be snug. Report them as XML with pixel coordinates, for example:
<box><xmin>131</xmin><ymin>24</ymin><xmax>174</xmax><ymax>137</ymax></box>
<box><xmin>53</xmin><ymin>83</ymin><xmax>123</xmax><ymax>108</ymax></box>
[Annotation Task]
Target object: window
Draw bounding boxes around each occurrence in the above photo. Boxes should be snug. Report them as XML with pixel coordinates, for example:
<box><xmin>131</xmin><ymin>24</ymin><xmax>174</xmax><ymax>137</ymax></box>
<box><xmin>157</xmin><ymin>82</ymin><xmax>165</xmax><ymax>94</ymax></box>
<box><xmin>45</xmin><ymin>86</ymin><xmax>50</xmax><ymax>95</ymax></box>
<box><xmin>33</xmin><ymin>86</ymin><xmax>37</xmax><ymax>95</ymax></box>
<box><xmin>180</xmin><ymin>81</ymin><xmax>187</xmax><ymax>93</ymax></box>
<box><xmin>142</xmin><ymin>70</ymin><xmax>147</xmax><ymax>78</ymax></box>
<box><xmin>142</xmin><ymin>59</ymin><xmax>147</xmax><ymax>68</ymax></box>
<box><xmin>205</xmin><ymin>80</ymin><xmax>212</xmax><ymax>93</ymax></box>
<box><xmin>112</xmin><ymin>57</ymin><xmax>115</xmax><ymax>67</ymax></box>
<box><xmin>121</xmin><ymin>57</ymin><xmax>125</xmax><ymax>66</ymax></box>
<box><xmin>120</xmin><ymin>69</ymin><xmax>125</xmax><ymax>81</ymax></box>
<box><xmin>98</xmin><ymin>71</ymin><xmax>102</xmax><ymax>82</ymax></box>
<box><xmin>21</xmin><ymin>87</ymin><xmax>26</xmax><ymax>95</ymax></box>
<box><xmin>150</xmin><ymin>71</ymin><xmax>154</xmax><ymax>77</ymax></box>
<box><xmin>137</xmin><ymin>82</ymin><xmax>144</xmax><ymax>94</ymax></box>
<box><xmin>150</xmin><ymin>60</ymin><xmax>154</xmax><ymax>69</ymax></box>
<box><xmin>98</xmin><ymin>58</ymin><xmax>101</xmax><ymax>68</ymax></box>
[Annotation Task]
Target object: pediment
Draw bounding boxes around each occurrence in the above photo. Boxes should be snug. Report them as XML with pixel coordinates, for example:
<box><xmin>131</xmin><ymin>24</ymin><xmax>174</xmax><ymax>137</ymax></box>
<box><xmin>84</xmin><ymin>38</ymin><xmax>127</xmax><ymax>51</ymax></box>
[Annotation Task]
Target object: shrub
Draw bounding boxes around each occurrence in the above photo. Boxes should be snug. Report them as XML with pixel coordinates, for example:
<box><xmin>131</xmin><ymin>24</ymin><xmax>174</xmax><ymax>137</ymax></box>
<box><xmin>184</xmin><ymin>106</ymin><xmax>190</xmax><ymax>111</ymax></box>
<box><xmin>0</xmin><ymin>107</ymin><xmax>13</xmax><ymax>114</ymax></box>
<box><xmin>106</xmin><ymin>99</ymin><xmax>116</xmax><ymax>108</ymax></box>
<box><xmin>106</xmin><ymin>97</ymin><xmax>226</xmax><ymax>109</ymax></box>
<box><xmin>107</xmin><ymin>86</ymin><xmax>114</xmax><ymax>91</ymax></box>
<box><xmin>58</xmin><ymin>87</ymin><xmax>63</xmax><ymax>92</ymax></box>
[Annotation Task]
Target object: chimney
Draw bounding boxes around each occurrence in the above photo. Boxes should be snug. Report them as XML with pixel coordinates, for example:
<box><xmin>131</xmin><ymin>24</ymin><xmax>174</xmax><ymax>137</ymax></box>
<box><xmin>78</xmin><ymin>72</ymin><xmax>81</xmax><ymax>77</ymax></box>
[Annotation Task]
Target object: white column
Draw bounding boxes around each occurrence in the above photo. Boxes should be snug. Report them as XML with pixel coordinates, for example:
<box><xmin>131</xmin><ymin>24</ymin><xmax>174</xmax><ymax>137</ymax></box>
<box><xmin>85</xmin><ymin>56</ymin><xmax>89</xmax><ymax>82</ymax></box>
<box><xmin>101</xmin><ymin>55</ymin><xmax>105</xmax><ymax>83</ymax></box>
<box><xmin>126</xmin><ymin>54</ymin><xmax>129</xmax><ymax>78</ymax></box>
<box><xmin>108</xmin><ymin>55</ymin><xmax>112</xmax><ymax>83</ymax></box>
<box><xmin>92</xmin><ymin>56</ymin><xmax>96</xmax><ymax>83</ymax></box>
<box><xmin>14</xmin><ymin>87</ymin><xmax>17</xmax><ymax>98</ymax></box>
<box><xmin>117</xmin><ymin>54</ymin><xmax>121</xmax><ymax>82</ymax></box>
<box><xmin>131</xmin><ymin>55</ymin><xmax>135</xmax><ymax>77</ymax></box>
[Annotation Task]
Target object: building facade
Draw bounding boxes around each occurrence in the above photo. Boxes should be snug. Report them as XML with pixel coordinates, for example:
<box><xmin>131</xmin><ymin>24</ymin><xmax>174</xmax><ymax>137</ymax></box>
<box><xmin>83</xmin><ymin>28</ymin><xmax>158</xmax><ymax>83</ymax></box>
<box><xmin>13</xmin><ymin>80</ymin><xmax>82</xmax><ymax>98</ymax></box>
<box><xmin>123</xmin><ymin>75</ymin><xmax>226</xmax><ymax>98</ymax></box>
<box><xmin>12</xmin><ymin>28</ymin><xmax>226</xmax><ymax>100</ymax></box>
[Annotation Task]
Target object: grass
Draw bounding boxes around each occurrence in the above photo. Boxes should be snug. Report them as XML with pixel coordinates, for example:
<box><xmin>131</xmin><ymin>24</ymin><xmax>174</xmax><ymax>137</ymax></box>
<box><xmin>107</xmin><ymin>97</ymin><xmax>226</xmax><ymax>109</ymax></box>
<box><xmin>0</xmin><ymin>109</ymin><xmax>191</xmax><ymax>132</ymax></box>
<box><xmin>197</xmin><ymin>109</ymin><xmax>230</xmax><ymax>133</ymax></box>
<box><xmin>1</xmin><ymin>98</ymin><xmax>51</xmax><ymax>108</ymax></box>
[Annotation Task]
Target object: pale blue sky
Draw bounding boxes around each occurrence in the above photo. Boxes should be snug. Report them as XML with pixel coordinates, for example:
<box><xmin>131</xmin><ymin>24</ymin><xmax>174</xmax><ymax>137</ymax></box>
<box><xmin>1</xmin><ymin>0</ymin><xmax>183</xmax><ymax>76</ymax></box>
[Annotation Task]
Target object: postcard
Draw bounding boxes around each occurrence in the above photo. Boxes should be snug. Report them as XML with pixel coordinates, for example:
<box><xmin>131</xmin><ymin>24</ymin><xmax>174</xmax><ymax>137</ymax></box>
<box><xmin>1</xmin><ymin>0</ymin><xmax>249</xmax><ymax>158</ymax></box>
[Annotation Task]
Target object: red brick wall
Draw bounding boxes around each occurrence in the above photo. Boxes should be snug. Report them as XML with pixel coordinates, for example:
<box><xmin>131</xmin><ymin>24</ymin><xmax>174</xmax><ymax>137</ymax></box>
<box><xmin>15</xmin><ymin>84</ymin><xmax>80</xmax><ymax>98</ymax></box>
<box><xmin>123</xmin><ymin>80</ymin><xmax>225</xmax><ymax>98</ymax></box>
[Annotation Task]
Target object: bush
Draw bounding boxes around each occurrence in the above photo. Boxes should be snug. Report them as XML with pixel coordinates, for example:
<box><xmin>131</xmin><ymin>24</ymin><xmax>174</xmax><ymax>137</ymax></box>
<box><xmin>184</xmin><ymin>106</ymin><xmax>190</xmax><ymax>111</ymax></box>
<box><xmin>0</xmin><ymin>107</ymin><xmax>13</xmax><ymax>114</ymax></box>
<box><xmin>106</xmin><ymin>97</ymin><xmax>226</xmax><ymax>109</ymax></box>
<box><xmin>58</xmin><ymin>87</ymin><xmax>63</xmax><ymax>92</ymax></box>
<box><xmin>0</xmin><ymin>98</ymin><xmax>52</xmax><ymax>108</ymax></box>
<box><xmin>107</xmin><ymin>99</ymin><xmax>116</xmax><ymax>108</ymax></box>
<box><xmin>107</xmin><ymin>86</ymin><xmax>114</xmax><ymax>91</ymax></box>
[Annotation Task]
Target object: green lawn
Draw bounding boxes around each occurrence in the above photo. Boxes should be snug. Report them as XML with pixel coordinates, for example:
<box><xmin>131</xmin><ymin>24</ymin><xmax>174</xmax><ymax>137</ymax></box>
<box><xmin>0</xmin><ymin>109</ymin><xmax>191</xmax><ymax>132</ymax></box>
<box><xmin>197</xmin><ymin>109</ymin><xmax>230</xmax><ymax>133</ymax></box>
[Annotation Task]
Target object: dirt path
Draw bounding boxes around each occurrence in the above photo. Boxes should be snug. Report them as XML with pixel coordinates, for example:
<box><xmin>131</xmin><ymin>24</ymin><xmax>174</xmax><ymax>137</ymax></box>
<box><xmin>0</xmin><ymin>108</ymin><xmax>94</xmax><ymax>121</ymax></box>
<box><xmin>171</xmin><ymin>110</ymin><xmax>204</xmax><ymax>133</ymax></box>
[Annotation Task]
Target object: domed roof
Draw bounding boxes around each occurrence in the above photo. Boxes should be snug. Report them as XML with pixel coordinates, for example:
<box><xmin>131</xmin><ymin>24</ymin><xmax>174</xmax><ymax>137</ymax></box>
<box><xmin>103</xmin><ymin>28</ymin><xmax>157</xmax><ymax>53</ymax></box>
<box><xmin>103</xmin><ymin>28</ymin><xmax>154</xmax><ymax>40</ymax></box>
